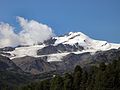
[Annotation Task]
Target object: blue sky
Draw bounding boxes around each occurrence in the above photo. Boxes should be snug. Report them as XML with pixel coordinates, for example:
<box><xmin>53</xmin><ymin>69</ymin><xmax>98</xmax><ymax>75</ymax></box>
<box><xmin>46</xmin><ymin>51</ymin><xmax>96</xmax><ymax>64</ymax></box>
<box><xmin>0</xmin><ymin>0</ymin><xmax>120</xmax><ymax>43</ymax></box>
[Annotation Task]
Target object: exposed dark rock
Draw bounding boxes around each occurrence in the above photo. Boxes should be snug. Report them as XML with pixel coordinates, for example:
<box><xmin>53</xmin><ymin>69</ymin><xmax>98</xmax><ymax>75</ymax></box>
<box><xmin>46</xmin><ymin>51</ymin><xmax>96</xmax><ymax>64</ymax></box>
<box><xmin>11</xmin><ymin>52</ymin><xmax>92</xmax><ymax>74</ymax></box>
<box><xmin>0</xmin><ymin>55</ymin><xmax>22</xmax><ymax>72</ymax></box>
<box><xmin>12</xmin><ymin>56</ymin><xmax>56</xmax><ymax>74</ymax></box>
<box><xmin>61</xmin><ymin>52</ymin><xmax>92</xmax><ymax>69</ymax></box>
<box><xmin>0</xmin><ymin>47</ymin><xmax>15</xmax><ymax>52</ymax></box>
<box><xmin>44</xmin><ymin>38</ymin><xmax>57</xmax><ymax>45</ymax></box>
<box><xmin>56</xmin><ymin>44</ymin><xmax>84</xmax><ymax>52</ymax></box>
<box><xmin>37</xmin><ymin>45</ymin><xmax>59</xmax><ymax>55</ymax></box>
<box><xmin>118</xmin><ymin>47</ymin><xmax>120</xmax><ymax>50</ymax></box>
<box><xmin>90</xmin><ymin>49</ymin><xmax>120</xmax><ymax>63</ymax></box>
<box><xmin>37</xmin><ymin>44</ymin><xmax>84</xmax><ymax>55</ymax></box>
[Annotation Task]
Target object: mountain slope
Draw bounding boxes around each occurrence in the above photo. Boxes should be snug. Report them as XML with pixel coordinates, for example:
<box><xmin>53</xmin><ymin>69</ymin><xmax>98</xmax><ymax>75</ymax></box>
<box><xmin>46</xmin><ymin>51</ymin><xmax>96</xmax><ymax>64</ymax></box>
<box><xmin>0</xmin><ymin>55</ymin><xmax>22</xmax><ymax>73</ymax></box>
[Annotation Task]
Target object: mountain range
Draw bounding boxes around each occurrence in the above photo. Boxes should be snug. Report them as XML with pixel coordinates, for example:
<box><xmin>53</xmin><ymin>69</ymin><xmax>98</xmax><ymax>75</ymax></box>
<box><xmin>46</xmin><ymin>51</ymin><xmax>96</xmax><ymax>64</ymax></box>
<box><xmin>0</xmin><ymin>32</ymin><xmax>120</xmax><ymax>74</ymax></box>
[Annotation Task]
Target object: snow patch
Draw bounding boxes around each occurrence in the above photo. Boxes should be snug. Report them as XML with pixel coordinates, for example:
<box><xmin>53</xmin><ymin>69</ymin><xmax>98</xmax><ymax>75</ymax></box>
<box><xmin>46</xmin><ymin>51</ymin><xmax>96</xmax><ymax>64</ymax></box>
<box><xmin>47</xmin><ymin>53</ymin><xmax>69</xmax><ymax>62</ymax></box>
<box><xmin>9</xmin><ymin>45</ymin><xmax>45</xmax><ymax>59</ymax></box>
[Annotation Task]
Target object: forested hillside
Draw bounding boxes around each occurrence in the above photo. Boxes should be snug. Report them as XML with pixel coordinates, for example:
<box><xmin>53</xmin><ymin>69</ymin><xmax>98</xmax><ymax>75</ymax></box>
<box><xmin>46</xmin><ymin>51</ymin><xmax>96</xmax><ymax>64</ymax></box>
<box><xmin>2</xmin><ymin>58</ymin><xmax>119</xmax><ymax>90</ymax></box>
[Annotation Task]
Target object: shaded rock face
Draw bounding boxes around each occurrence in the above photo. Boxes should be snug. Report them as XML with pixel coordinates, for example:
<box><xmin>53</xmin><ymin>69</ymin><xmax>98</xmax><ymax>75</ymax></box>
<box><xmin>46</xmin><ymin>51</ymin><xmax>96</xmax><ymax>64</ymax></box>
<box><xmin>0</xmin><ymin>55</ymin><xmax>22</xmax><ymax>72</ymax></box>
<box><xmin>0</xmin><ymin>47</ymin><xmax>15</xmax><ymax>52</ymax></box>
<box><xmin>12</xmin><ymin>53</ymin><xmax>91</xmax><ymax>74</ymax></box>
<box><xmin>48</xmin><ymin>53</ymin><xmax>91</xmax><ymax>72</ymax></box>
<box><xmin>37</xmin><ymin>44</ymin><xmax>84</xmax><ymax>55</ymax></box>
<box><xmin>37</xmin><ymin>45</ymin><xmax>58</xmax><ymax>55</ymax></box>
<box><xmin>59</xmin><ymin>49</ymin><xmax>120</xmax><ymax>71</ymax></box>
<box><xmin>56</xmin><ymin>43</ymin><xmax>84</xmax><ymax>52</ymax></box>
<box><xmin>44</xmin><ymin>38</ymin><xmax>57</xmax><ymax>45</ymax></box>
<box><xmin>12</xmin><ymin>56</ymin><xmax>56</xmax><ymax>74</ymax></box>
<box><xmin>60</xmin><ymin>52</ymin><xmax>92</xmax><ymax>70</ymax></box>
<box><xmin>90</xmin><ymin>49</ymin><xmax>120</xmax><ymax>63</ymax></box>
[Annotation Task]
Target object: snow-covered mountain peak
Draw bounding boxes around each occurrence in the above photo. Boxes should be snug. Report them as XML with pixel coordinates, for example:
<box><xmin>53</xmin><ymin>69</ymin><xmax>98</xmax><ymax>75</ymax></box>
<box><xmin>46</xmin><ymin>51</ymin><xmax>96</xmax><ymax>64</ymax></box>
<box><xmin>68</xmin><ymin>32</ymin><xmax>89</xmax><ymax>38</ymax></box>
<box><xmin>54</xmin><ymin>32</ymin><xmax>120</xmax><ymax>50</ymax></box>
<box><xmin>54</xmin><ymin>32</ymin><xmax>92</xmax><ymax>46</ymax></box>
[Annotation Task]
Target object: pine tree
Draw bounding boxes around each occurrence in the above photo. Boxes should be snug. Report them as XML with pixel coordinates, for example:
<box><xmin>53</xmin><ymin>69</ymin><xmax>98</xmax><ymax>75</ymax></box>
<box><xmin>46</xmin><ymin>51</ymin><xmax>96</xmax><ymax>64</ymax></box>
<box><xmin>50</xmin><ymin>75</ymin><xmax>64</xmax><ymax>90</ymax></box>
<box><xmin>74</xmin><ymin>65</ymin><xmax>82</xmax><ymax>74</ymax></box>
<box><xmin>73</xmin><ymin>65</ymin><xmax>83</xmax><ymax>90</ymax></box>
<box><xmin>80</xmin><ymin>71</ymin><xmax>88</xmax><ymax>90</ymax></box>
<box><xmin>99</xmin><ymin>62</ymin><xmax>106</xmax><ymax>71</ymax></box>
<box><xmin>94</xmin><ymin>70</ymin><xmax>106</xmax><ymax>90</ymax></box>
<box><xmin>86</xmin><ymin>66</ymin><xmax>98</xmax><ymax>90</ymax></box>
<box><xmin>63</xmin><ymin>73</ymin><xmax>73</xmax><ymax>90</ymax></box>
<box><xmin>42</xmin><ymin>80</ymin><xmax>50</xmax><ymax>90</ymax></box>
<box><xmin>73</xmin><ymin>71</ymin><xmax>82</xmax><ymax>90</ymax></box>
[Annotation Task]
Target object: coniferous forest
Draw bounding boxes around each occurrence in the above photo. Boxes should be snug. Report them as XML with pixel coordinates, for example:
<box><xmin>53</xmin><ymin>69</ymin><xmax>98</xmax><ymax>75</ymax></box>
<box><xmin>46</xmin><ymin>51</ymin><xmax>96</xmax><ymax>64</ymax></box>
<box><xmin>1</xmin><ymin>59</ymin><xmax>120</xmax><ymax>90</ymax></box>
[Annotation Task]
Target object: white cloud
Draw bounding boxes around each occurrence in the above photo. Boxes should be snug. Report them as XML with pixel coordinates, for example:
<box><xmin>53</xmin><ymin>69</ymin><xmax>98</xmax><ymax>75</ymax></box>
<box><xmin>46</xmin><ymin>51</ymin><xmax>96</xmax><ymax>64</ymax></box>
<box><xmin>17</xmin><ymin>16</ymin><xmax>54</xmax><ymax>45</ymax></box>
<box><xmin>0</xmin><ymin>17</ymin><xmax>54</xmax><ymax>48</ymax></box>
<box><xmin>0</xmin><ymin>23</ymin><xmax>20</xmax><ymax>48</ymax></box>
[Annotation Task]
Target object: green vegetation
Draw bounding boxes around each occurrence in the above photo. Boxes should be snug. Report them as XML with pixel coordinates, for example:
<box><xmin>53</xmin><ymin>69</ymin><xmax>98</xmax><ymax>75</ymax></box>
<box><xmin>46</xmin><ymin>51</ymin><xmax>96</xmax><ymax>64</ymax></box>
<box><xmin>1</xmin><ymin>59</ymin><xmax>120</xmax><ymax>90</ymax></box>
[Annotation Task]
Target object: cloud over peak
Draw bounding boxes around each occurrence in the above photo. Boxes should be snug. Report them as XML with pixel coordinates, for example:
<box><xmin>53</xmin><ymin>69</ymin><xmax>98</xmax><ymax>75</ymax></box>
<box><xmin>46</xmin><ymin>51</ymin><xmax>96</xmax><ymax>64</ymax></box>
<box><xmin>0</xmin><ymin>17</ymin><xmax>54</xmax><ymax>48</ymax></box>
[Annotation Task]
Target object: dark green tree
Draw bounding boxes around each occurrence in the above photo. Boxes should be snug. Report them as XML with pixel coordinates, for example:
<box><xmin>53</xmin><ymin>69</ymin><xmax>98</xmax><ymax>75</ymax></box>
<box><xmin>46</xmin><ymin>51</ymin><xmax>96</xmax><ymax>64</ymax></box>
<box><xmin>99</xmin><ymin>62</ymin><xmax>106</xmax><ymax>71</ymax></box>
<box><xmin>86</xmin><ymin>66</ymin><xmax>98</xmax><ymax>90</ymax></box>
<box><xmin>34</xmin><ymin>80</ymin><xmax>50</xmax><ymax>90</ymax></box>
<box><xmin>80</xmin><ymin>71</ymin><xmax>88</xmax><ymax>90</ymax></box>
<box><xmin>42</xmin><ymin>80</ymin><xmax>50</xmax><ymax>90</ymax></box>
<box><xmin>73</xmin><ymin>71</ymin><xmax>82</xmax><ymax>90</ymax></box>
<box><xmin>63</xmin><ymin>73</ymin><xmax>73</xmax><ymax>90</ymax></box>
<box><xmin>74</xmin><ymin>65</ymin><xmax>82</xmax><ymax>74</ymax></box>
<box><xmin>50</xmin><ymin>75</ymin><xmax>64</xmax><ymax>90</ymax></box>
<box><xmin>94</xmin><ymin>70</ymin><xmax>106</xmax><ymax>90</ymax></box>
<box><xmin>73</xmin><ymin>65</ymin><xmax>83</xmax><ymax>90</ymax></box>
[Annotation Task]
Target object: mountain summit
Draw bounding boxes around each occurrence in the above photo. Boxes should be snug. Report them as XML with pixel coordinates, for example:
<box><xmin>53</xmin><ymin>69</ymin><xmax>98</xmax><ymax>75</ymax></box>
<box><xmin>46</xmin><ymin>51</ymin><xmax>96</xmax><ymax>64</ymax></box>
<box><xmin>54</xmin><ymin>32</ymin><xmax>120</xmax><ymax>50</ymax></box>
